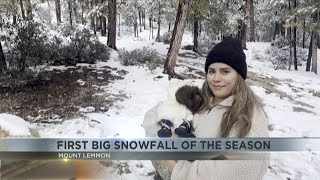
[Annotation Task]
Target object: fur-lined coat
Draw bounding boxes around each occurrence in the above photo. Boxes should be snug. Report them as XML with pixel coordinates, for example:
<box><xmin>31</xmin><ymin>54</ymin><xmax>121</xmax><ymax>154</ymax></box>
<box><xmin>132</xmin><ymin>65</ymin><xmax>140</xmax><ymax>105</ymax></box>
<box><xmin>142</xmin><ymin>96</ymin><xmax>270</xmax><ymax>180</ymax></box>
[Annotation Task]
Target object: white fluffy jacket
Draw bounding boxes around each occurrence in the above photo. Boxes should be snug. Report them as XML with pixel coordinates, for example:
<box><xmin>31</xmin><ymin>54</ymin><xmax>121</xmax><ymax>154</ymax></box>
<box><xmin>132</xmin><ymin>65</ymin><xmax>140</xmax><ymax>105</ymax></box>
<box><xmin>156</xmin><ymin>79</ymin><xmax>195</xmax><ymax>129</ymax></box>
<box><xmin>143</xmin><ymin>95</ymin><xmax>270</xmax><ymax>180</ymax></box>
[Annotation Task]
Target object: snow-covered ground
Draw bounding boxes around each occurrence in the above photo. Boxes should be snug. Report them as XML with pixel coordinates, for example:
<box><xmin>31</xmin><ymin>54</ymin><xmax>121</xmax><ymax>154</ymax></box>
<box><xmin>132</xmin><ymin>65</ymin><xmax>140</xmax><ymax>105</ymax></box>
<box><xmin>1</xmin><ymin>25</ymin><xmax>320</xmax><ymax>179</ymax></box>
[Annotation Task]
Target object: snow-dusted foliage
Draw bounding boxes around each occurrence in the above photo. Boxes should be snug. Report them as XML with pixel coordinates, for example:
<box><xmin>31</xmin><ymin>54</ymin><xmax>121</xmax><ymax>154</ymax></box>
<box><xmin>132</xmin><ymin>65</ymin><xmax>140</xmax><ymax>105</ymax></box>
<box><xmin>255</xmin><ymin>0</ymin><xmax>274</xmax><ymax>42</ymax></box>
<box><xmin>296</xmin><ymin>47</ymin><xmax>308</xmax><ymax>63</ymax></box>
<box><xmin>265</xmin><ymin>35</ymin><xmax>308</xmax><ymax>70</ymax></box>
<box><xmin>198</xmin><ymin>36</ymin><xmax>217</xmax><ymax>55</ymax></box>
<box><xmin>202</xmin><ymin>1</ymin><xmax>234</xmax><ymax>38</ymax></box>
<box><xmin>265</xmin><ymin>35</ymin><xmax>290</xmax><ymax>70</ymax></box>
<box><xmin>1</xmin><ymin>21</ymin><xmax>110</xmax><ymax>68</ymax></box>
<box><xmin>1</xmin><ymin>21</ymin><xmax>48</xmax><ymax>71</ymax></box>
<box><xmin>51</xmin><ymin>28</ymin><xmax>110</xmax><ymax>66</ymax></box>
<box><xmin>118</xmin><ymin>47</ymin><xmax>160</xmax><ymax>73</ymax></box>
<box><xmin>157</xmin><ymin>31</ymin><xmax>172</xmax><ymax>44</ymax></box>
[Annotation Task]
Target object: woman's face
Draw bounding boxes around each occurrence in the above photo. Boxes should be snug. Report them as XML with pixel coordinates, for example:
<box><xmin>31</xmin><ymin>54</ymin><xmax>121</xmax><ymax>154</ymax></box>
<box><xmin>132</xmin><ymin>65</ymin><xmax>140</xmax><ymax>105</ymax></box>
<box><xmin>207</xmin><ymin>63</ymin><xmax>238</xmax><ymax>101</ymax></box>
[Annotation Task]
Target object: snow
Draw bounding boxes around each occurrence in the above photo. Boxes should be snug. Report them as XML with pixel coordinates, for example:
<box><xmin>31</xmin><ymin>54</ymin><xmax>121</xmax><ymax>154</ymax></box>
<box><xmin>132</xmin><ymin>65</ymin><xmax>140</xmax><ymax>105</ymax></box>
<box><xmin>0</xmin><ymin>113</ymin><xmax>32</xmax><ymax>136</ymax></box>
<box><xmin>77</xmin><ymin>79</ymin><xmax>86</xmax><ymax>86</ymax></box>
<box><xmin>1</xmin><ymin>22</ymin><xmax>320</xmax><ymax>179</ymax></box>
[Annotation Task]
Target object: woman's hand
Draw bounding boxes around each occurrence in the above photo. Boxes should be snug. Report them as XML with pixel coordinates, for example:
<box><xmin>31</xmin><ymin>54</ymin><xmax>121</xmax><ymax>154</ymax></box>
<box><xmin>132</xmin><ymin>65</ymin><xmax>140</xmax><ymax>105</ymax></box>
<box><xmin>164</xmin><ymin>160</ymin><xmax>177</xmax><ymax>170</ymax></box>
<box><xmin>152</xmin><ymin>160</ymin><xmax>177</xmax><ymax>180</ymax></box>
<box><xmin>157</xmin><ymin>119</ymin><xmax>173</xmax><ymax>137</ymax></box>
<box><xmin>174</xmin><ymin>121</ymin><xmax>196</xmax><ymax>138</ymax></box>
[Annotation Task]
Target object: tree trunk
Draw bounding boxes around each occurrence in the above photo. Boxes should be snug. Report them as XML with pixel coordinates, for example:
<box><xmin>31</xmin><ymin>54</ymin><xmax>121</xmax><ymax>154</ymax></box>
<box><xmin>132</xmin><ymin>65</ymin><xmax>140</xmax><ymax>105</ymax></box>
<box><xmin>26</xmin><ymin>0</ymin><xmax>33</xmax><ymax>21</ymax></box>
<box><xmin>193</xmin><ymin>17</ymin><xmax>199</xmax><ymax>53</ymax></box>
<box><xmin>134</xmin><ymin>19</ymin><xmax>138</xmax><ymax>37</ymax></box>
<box><xmin>287</xmin><ymin>26</ymin><xmax>292</xmax><ymax>41</ymax></box>
<box><xmin>151</xmin><ymin>16</ymin><xmax>153</xmax><ymax>39</ymax></box>
<box><xmin>99</xmin><ymin>0</ymin><xmax>107</xmax><ymax>32</ymax></box>
<box><xmin>248</xmin><ymin>0</ymin><xmax>255</xmax><ymax>42</ymax></box>
<box><xmin>311</xmin><ymin>29</ymin><xmax>318</xmax><ymax>74</ymax></box>
<box><xmin>151</xmin><ymin>14</ymin><xmax>154</xmax><ymax>39</ymax></box>
<box><xmin>240</xmin><ymin>22</ymin><xmax>247</xmax><ymax>49</ymax></box>
<box><xmin>302</xmin><ymin>18</ymin><xmax>306</xmax><ymax>48</ymax></box>
<box><xmin>318</xmin><ymin>33</ymin><xmax>320</xmax><ymax>48</ymax></box>
<box><xmin>68</xmin><ymin>0</ymin><xmax>73</xmax><ymax>28</ymax></box>
<box><xmin>90</xmin><ymin>0</ymin><xmax>96</xmax><ymax>34</ymax></box>
<box><xmin>99</xmin><ymin>16</ymin><xmax>103</xmax><ymax>32</ymax></box>
<box><xmin>163</xmin><ymin>0</ymin><xmax>189</xmax><ymax>79</ymax></box>
<box><xmin>73</xmin><ymin>0</ymin><xmax>78</xmax><ymax>24</ymax></box>
<box><xmin>310</xmin><ymin>9</ymin><xmax>319</xmax><ymax>73</ymax></box>
<box><xmin>199</xmin><ymin>19</ymin><xmax>202</xmax><ymax>35</ymax></box>
<box><xmin>287</xmin><ymin>0</ymin><xmax>291</xmax><ymax>40</ymax></box>
<box><xmin>149</xmin><ymin>17</ymin><xmax>152</xmax><ymax>40</ymax></box>
<box><xmin>143</xmin><ymin>9</ymin><xmax>146</xmax><ymax>30</ymax></box>
<box><xmin>55</xmin><ymin>0</ymin><xmax>62</xmax><ymax>24</ymax></box>
<box><xmin>81</xmin><ymin>2</ymin><xmax>84</xmax><ymax>25</ymax></box>
<box><xmin>156</xmin><ymin>3</ymin><xmax>161</xmax><ymax>41</ymax></box>
<box><xmin>293</xmin><ymin>25</ymin><xmax>297</xmax><ymax>70</ymax></box>
<box><xmin>273</xmin><ymin>21</ymin><xmax>280</xmax><ymax>40</ymax></box>
<box><xmin>47</xmin><ymin>0</ymin><xmax>52</xmax><ymax>24</ymax></box>
<box><xmin>95</xmin><ymin>16</ymin><xmax>101</xmax><ymax>31</ymax></box>
<box><xmin>101</xmin><ymin>8</ymin><xmax>107</xmax><ymax>36</ymax></box>
<box><xmin>12</xmin><ymin>0</ymin><xmax>17</xmax><ymax>25</ymax></box>
<box><xmin>293</xmin><ymin>0</ymin><xmax>297</xmax><ymax>70</ymax></box>
<box><xmin>316</xmin><ymin>10</ymin><xmax>320</xmax><ymax>48</ymax></box>
<box><xmin>0</xmin><ymin>15</ymin><xmax>3</xmax><ymax>30</ymax></box>
<box><xmin>95</xmin><ymin>0</ymin><xmax>100</xmax><ymax>31</ymax></box>
<box><xmin>101</xmin><ymin>16</ymin><xmax>107</xmax><ymax>36</ymax></box>
<box><xmin>19</xmin><ymin>53</ymin><xmax>26</xmax><ymax>72</ymax></box>
<box><xmin>139</xmin><ymin>8</ymin><xmax>142</xmax><ymax>32</ymax></box>
<box><xmin>118</xmin><ymin>13</ymin><xmax>121</xmax><ymax>36</ymax></box>
<box><xmin>19</xmin><ymin>0</ymin><xmax>26</xmax><ymax>20</ymax></box>
<box><xmin>13</xmin><ymin>14</ymin><xmax>17</xmax><ymax>25</ymax></box>
<box><xmin>107</xmin><ymin>0</ymin><xmax>117</xmax><ymax>50</ymax></box>
<box><xmin>237</xmin><ymin>19</ymin><xmax>242</xmax><ymax>39</ymax></box>
<box><xmin>0</xmin><ymin>42</ymin><xmax>6</xmax><ymax>75</ymax></box>
<box><xmin>306</xmin><ymin>32</ymin><xmax>312</xmax><ymax>71</ymax></box>
<box><xmin>289</xmin><ymin>27</ymin><xmax>292</xmax><ymax>71</ymax></box>
<box><xmin>287</xmin><ymin>0</ymin><xmax>292</xmax><ymax>70</ymax></box>
<box><xmin>240</xmin><ymin>0</ymin><xmax>248</xmax><ymax>49</ymax></box>
<box><xmin>92</xmin><ymin>18</ymin><xmax>96</xmax><ymax>35</ymax></box>
<box><xmin>280</xmin><ymin>21</ymin><xmax>286</xmax><ymax>36</ymax></box>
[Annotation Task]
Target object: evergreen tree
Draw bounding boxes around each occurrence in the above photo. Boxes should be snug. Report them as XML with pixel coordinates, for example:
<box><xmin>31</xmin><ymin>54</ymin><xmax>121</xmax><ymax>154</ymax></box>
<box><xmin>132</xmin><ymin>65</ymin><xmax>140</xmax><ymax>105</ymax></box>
<box><xmin>163</xmin><ymin>0</ymin><xmax>189</xmax><ymax>79</ymax></box>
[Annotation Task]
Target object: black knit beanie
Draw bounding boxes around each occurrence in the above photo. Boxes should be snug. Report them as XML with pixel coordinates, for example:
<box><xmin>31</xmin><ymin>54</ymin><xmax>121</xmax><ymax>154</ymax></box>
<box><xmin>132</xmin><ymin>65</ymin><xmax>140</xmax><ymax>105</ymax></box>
<box><xmin>205</xmin><ymin>37</ymin><xmax>247</xmax><ymax>79</ymax></box>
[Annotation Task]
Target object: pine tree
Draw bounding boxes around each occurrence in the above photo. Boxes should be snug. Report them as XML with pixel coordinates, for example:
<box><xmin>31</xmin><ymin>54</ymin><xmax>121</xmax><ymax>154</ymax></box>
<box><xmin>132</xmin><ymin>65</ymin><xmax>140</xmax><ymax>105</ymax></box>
<box><xmin>0</xmin><ymin>42</ymin><xmax>6</xmax><ymax>75</ymax></box>
<box><xmin>68</xmin><ymin>0</ymin><xmax>73</xmax><ymax>27</ymax></box>
<box><xmin>19</xmin><ymin>0</ymin><xmax>26</xmax><ymax>20</ymax></box>
<box><xmin>248</xmin><ymin>0</ymin><xmax>255</xmax><ymax>41</ymax></box>
<box><xmin>189</xmin><ymin>0</ymin><xmax>209</xmax><ymax>53</ymax></box>
<box><xmin>55</xmin><ymin>0</ymin><xmax>62</xmax><ymax>24</ymax></box>
<box><xmin>108</xmin><ymin>0</ymin><xmax>117</xmax><ymax>50</ymax></box>
<box><xmin>26</xmin><ymin>0</ymin><xmax>33</xmax><ymax>21</ymax></box>
<box><xmin>163</xmin><ymin>0</ymin><xmax>189</xmax><ymax>79</ymax></box>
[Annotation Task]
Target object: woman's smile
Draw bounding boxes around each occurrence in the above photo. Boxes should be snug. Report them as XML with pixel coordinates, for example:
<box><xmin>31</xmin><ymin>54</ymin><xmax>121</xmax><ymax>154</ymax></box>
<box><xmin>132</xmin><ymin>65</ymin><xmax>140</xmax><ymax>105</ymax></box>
<box><xmin>211</xmin><ymin>85</ymin><xmax>225</xmax><ymax>91</ymax></box>
<box><xmin>207</xmin><ymin>63</ymin><xmax>238</xmax><ymax>102</ymax></box>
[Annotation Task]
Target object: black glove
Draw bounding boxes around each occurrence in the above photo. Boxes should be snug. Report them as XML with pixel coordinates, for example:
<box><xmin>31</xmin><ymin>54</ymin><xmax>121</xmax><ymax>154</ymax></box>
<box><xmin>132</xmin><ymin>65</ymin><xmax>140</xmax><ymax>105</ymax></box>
<box><xmin>157</xmin><ymin>119</ymin><xmax>173</xmax><ymax>137</ymax></box>
<box><xmin>175</xmin><ymin>121</ymin><xmax>196</xmax><ymax>138</ymax></box>
<box><xmin>175</xmin><ymin>121</ymin><xmax>196</xmax><ymax>162</ymax></box>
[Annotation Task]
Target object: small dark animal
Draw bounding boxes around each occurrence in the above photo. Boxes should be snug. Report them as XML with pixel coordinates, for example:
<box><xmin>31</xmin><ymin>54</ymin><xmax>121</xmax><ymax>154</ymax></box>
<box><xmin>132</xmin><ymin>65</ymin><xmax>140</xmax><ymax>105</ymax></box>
<box><xmin>175</xmin><ymin>85</ymin><xmax>203</xmax><ymax>114</ymax></box>
<box><xmin>157</xmin><ymin>85</ymin><xmax>204</xmax><ymax>138</ymax></box>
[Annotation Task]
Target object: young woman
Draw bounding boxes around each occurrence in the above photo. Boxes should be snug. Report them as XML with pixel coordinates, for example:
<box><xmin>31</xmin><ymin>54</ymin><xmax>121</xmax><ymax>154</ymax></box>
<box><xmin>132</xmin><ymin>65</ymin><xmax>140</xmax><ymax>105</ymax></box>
<box><xmin>143</xmin><ymin>37</ymin><xmax>269</xmax><ymax>180</ymax></box>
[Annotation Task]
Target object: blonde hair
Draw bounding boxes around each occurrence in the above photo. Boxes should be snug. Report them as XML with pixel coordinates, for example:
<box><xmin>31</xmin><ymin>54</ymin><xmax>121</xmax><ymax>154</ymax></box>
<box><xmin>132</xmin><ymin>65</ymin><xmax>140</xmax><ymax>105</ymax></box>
<box><xmin>198</xmin><ymin>75</ymin><xmax>263</xmax><ymax>137</ymax></box>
